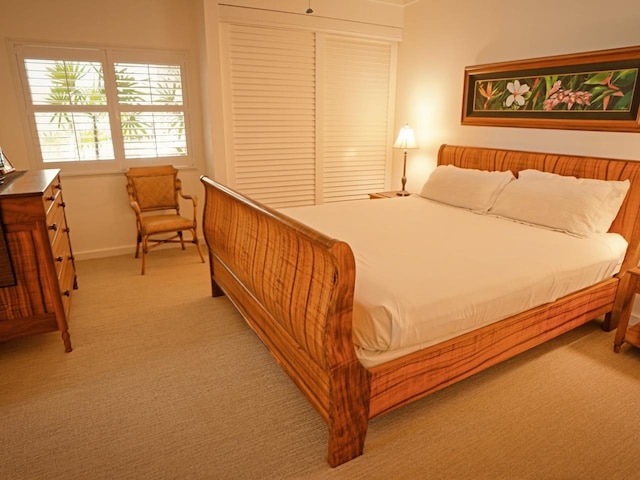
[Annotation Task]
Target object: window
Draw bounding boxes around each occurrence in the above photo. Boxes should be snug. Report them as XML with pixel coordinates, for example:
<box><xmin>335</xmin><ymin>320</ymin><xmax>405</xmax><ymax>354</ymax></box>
<box><xmin>13</xmin><ymin>44</ymin><xmax>192</xmax><ymax>173</ymax></box>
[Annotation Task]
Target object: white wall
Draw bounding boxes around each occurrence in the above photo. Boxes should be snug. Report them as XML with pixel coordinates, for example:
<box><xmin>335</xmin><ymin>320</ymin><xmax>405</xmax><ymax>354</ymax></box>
<box><xmin>394</xmin><ymin>0</ymin><xmax>640</xmax><ymax>194</ymax></box>
<box><xmin>215</xmin><ymin>0</ymin><xmax>404</xmax><ymax>27</ymax></box>
<box><xmin>0</xmin><ymin>0</ymin><xmax>404</xmax><ymax>259</ymax></box>
<box><xmin>2</xmin><ymin>0</ymin><xmax>640</xmax><ymax>261</ymax></box>
<box><xmin>394</xmin><ymin>0</ymin><xmax>640</xmax><ymax>320</ymax></box>
<box><xmin>0</xmin><ymin>0</ymin><xmax>206</xmax><ymax>259</ymax></box>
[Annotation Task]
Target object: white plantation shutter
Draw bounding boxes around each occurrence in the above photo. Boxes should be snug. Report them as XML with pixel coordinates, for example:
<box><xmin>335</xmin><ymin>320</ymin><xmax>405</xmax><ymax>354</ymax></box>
<box><xmin>15</xmin><ymin>44</ymin><xmax>192</xmax><ymax>171</ymax></box>
<box><xmin>223</xmin><ymin>23</ymin><xmax>395</xmax><ymax>208</ymax></box>
<box><xmin>227</xmin><ymin>24</ymin><xmax>316</xmax><ymax>208</ymax></box>
<box><xmin>115</xmin><ymin>63</ymin><xmax>187</xmax><ymax>159</ymax></box>
<box><xmin>322</xmin><ymin>36</ymin><xmax>392</xmax><ymax>202</ymax></box>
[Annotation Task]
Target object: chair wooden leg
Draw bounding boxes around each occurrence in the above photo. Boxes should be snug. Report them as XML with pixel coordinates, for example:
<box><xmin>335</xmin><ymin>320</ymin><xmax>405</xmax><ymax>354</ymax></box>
<box><xmin>193</xmin><ymin>229</ymin><xmax>205</xmax><ymax>263</ymax></box>
<box><xmin>196</xmin><ymin>244</ymin><xmax>205</xmax><ymax>263</ymax></box>
<box><xmin>178</xmin><ymin>231</ymin><xmax>186</xmax><ymax>250</ymax></box>
<box><xmin>141</xmin><ymin>254</ymin><xmax>146</xmax><ymax>275</ymax></box>
<box><xmin>135</xmin><ymin>232</ymin><xmax>142</xmax><ymax>259</ymax></box>
<box><xmin>141</xmin><ymin>235</ymin><xmax>148</xmax><ymax>275</ymax></box>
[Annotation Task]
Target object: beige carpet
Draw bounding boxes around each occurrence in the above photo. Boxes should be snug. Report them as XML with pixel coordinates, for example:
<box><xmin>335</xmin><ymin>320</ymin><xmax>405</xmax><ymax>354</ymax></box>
<box><xmin>1</xmin><ymin>247</ymin><xmax>640</xmax><ymax>480</ymax></box>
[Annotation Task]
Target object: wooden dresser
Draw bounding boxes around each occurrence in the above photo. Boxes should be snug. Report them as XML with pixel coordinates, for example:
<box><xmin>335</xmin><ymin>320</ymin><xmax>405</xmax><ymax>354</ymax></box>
<box><xmin>0</xmin><ymin>169</ymin><xmax>77</xmax><ymax>352</ymax></box>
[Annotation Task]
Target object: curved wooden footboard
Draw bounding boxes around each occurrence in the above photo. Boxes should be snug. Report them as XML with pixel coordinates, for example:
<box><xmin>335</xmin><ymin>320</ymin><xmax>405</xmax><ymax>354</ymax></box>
<box><xmin>200</xmin><ymin>177</ymin><xmax>370</xmax><ymax>466</ymax></box>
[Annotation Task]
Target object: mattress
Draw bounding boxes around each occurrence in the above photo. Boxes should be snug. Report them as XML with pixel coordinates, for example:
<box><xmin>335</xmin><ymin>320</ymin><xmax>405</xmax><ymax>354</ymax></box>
<box><xmin>281</xmin><ymin>195</ymin><xmax>628</xmax><ymax>368</ymax></box>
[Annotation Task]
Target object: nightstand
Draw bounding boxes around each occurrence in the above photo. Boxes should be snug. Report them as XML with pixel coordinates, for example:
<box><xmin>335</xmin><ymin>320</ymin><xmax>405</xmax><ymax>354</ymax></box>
<box><xmin>614</xmin><ymin>267</ymin><xmax>640</xmax><ymax>352</ymax></box>
<box><xmin>369</xmin><ymin>191</ymin><xmax>409</xmax><ymax>199</ymax></box>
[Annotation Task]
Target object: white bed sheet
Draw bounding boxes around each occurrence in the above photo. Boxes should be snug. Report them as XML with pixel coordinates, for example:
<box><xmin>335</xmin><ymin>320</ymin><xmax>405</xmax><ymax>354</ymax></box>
<box><xmin>281</xmin><ymin>196</ymin><xmax>628</xmax><ymax>368</ymax></box>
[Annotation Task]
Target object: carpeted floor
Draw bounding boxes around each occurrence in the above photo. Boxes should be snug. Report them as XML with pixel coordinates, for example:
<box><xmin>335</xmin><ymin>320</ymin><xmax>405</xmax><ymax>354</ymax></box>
<box><xmin>1</xmin><ymin>247</ymin><xmax>640</xmax><ymax>480</ymax></box>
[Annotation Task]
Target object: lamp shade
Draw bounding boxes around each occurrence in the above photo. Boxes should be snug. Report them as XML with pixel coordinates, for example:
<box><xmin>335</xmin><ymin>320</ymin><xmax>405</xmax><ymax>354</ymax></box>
<box><xmin>393</xmin><ymin>124</ymin><xmax>417</xmax><ymax>150</ymax></box>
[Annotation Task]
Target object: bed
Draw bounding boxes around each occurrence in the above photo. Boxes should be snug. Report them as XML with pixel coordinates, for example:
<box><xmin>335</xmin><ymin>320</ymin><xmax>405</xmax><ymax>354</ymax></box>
<box><xmin>200</xmin><ymin>144</ymin><xmax>640</xmax><ymax>467</ymax></box>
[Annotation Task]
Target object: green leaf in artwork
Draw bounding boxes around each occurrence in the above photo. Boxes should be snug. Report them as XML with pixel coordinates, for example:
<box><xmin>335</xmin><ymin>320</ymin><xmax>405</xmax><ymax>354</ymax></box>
<box><xmin>588</xmin><ymin>85</ymin><xmax>610</xmax><ymax>107</ymax></box>
<box><xmin>583</xmin><ymin>72</ymin><xmax>611</xmax><ymax>85</ymax></box>
<box><xmin>611</xmin><ymin>69</ymin><xmax>638</xmax><ymax>87</ymax></box>
<box><xmin>614</xmin><ymin>90</ymin><xmax>633</xmax><ymax>110</ymax></box>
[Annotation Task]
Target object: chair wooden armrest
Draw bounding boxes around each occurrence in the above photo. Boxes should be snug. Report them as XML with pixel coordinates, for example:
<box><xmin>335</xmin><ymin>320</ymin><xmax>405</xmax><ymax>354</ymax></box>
<box><xmin>129</xmin><ymin>200</ymin><xmax>142</xmax><ymax>216</ymax></box>
<box><xmin>176</xmin><ymin>179</ymin><xmax>199</xmax><ymax>219</ymax></box>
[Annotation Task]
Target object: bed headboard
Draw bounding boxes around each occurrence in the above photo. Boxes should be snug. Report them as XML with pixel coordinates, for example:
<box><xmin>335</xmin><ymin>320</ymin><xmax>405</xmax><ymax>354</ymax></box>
<box><xmin>438</xmin><ymin>144</ymin><xmax>640</xmax><ymax>275</ymax></box>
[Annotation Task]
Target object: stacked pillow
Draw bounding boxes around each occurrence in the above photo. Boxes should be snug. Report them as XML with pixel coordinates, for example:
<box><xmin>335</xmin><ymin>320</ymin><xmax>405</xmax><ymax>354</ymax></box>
<box><xmin>419</xmin><ymin>164</ymin><xmax>514</xmax><ymax>214</ymax></box>
<box><xmin>419</xmin><ymin>164</ymin><xmax>630</xmax><ymax>238</ymax></box>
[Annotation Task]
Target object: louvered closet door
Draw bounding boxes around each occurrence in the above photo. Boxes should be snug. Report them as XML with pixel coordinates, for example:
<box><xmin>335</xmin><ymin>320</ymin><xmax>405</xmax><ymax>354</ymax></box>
<box><xmin>224</xmin><ymin>24</ymin><xmax>394</xmax><ymax>208</ymax></box>
<box><xmin>321</xmin><ymin>36</ymin><xmax>393</xmax><ymax>203</ymax></box>
<box><xmin>226</xmin><ymin>24</ymin><xmax>316</xmax><ymax>208</ymax></box>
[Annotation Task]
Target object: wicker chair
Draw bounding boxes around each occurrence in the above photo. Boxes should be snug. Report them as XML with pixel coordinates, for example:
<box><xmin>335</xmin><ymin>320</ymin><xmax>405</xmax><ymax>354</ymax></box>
<box><xmin>125</xmin><ymin>165</ymin><xmax>205</xmax><ymax>275</ymax></box>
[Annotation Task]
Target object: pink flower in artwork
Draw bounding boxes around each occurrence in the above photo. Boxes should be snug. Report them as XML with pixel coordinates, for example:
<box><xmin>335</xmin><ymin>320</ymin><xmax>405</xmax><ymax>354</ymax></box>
<box><xmin>543</xmin><ymin>98</ymin><xmax>555</xmax><ymax>110</ymax></box>
<box><xmin>547</xmin><ymin>80</ymin><xmax>562</xmax><ymax>98</ymax></box>
<box><xmin>564</xmin><ymin>90</ymin><xmax>593</xmax><ymax>109</ymax></box>
<box><xmin>543</xmin><ymin>87</ymin><xmax>592</xmax><ymax>110</ymax></box>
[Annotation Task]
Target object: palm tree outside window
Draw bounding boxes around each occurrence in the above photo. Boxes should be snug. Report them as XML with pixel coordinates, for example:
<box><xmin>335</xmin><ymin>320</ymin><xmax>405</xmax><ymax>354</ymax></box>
<box><xmin>13</xmin><ymin>44</ymin><xmax>192</xmax><ymax>172</ymax></box>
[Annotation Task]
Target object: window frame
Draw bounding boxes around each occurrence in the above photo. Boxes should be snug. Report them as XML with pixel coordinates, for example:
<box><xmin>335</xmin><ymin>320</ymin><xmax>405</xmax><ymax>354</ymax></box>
<box><xmin>12</xmin><ymin>42</ymin><xmax>195</xmax><ymax>175</ymax></box>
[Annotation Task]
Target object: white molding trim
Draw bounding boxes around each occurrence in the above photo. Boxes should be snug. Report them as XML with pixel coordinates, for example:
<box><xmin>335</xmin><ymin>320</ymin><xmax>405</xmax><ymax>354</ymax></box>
<box><xmin>218</xmin><ymin>3</ymin><xmax>403</xmax><ymax>40</ymax></box>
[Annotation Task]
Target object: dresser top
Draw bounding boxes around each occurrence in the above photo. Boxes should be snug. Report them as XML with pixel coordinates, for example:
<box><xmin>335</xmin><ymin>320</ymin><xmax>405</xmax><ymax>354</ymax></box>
<box><xmin>0</xmin><ymin>169</ymin><xmax>60</xmax><ymax>198</ymax></box>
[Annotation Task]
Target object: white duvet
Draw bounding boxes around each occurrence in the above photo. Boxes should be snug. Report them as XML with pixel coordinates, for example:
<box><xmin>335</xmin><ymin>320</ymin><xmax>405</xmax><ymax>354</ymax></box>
<box><xmin>281</xmin><ymin>196</ymin><xmax>627</xmax><ymax>368</ymax></box>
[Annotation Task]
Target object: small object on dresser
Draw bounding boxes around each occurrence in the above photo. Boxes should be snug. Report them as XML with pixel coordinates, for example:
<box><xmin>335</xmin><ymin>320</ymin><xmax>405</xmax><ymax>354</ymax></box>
<box><xmin>0</xmin><ymin>146</ymin><xmax>15</xmax><ymax>175</ymax></box>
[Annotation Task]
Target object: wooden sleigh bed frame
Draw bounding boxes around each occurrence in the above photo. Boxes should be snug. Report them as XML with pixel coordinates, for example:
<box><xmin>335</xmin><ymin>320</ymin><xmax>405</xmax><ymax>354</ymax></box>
<box><xmin>200</xmin><ymin>144</ymin><xmax>640</xmax><ymax>467</ymax></box>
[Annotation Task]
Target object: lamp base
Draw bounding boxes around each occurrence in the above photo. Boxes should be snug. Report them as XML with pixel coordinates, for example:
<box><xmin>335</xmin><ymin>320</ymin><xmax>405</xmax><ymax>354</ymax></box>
<box><xmin>396</xmin><ymin>190</ymin><xmax>411</xmax><ymax>197</ymax></box>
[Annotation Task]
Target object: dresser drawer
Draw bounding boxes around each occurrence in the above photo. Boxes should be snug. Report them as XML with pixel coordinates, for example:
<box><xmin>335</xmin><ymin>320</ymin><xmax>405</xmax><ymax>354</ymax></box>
<box><xmin>46</xmin><ymin>195</ymin><xmax>66</xmax><ymax>244</ymax></box>
<box><xmin>43</xmin><ymin>179</ymin><xmax>61</xmax><ymax>217</ymax></box>
<box><xmin>59</xmin><ymin>251</ymin><xmax>75</xmax><ymax>317</ymax></box>
<box><xmin>51</xmin><ymin>225</ymin><xmax>71</xmax><ymax>279</ymax></box>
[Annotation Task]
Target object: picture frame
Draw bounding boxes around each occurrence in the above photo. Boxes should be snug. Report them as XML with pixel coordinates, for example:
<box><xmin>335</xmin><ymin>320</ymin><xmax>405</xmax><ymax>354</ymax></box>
<box><xmin>461</xmin><ymin>45</ymin><xmax>640</xmax><ymax>132</ymax></box>
<box><xmin>0</xmin><ymin>146</ymin><xmax>16</xmax><ymax>175</ymax></box>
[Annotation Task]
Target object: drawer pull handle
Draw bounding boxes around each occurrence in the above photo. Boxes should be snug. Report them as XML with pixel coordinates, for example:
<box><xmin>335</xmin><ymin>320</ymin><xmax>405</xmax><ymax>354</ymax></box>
<box><xmin>63</xmin><ymin>290</ymin><xmax>71</xmax><ymax>297</ymax></box>
<box><xmin>56</xmin><ymin>256</ymin><xmax>63</xmax><ymax>262</ymax></box>
<box><xmin>59</xmin><ymin>201</ymin><xmax>66</xmax><ymax>208</ymax></box>
<box><xmin>46</xmin><ymin>195</ymin><xmax>55</xmax><ymax>201</ymax></box>
<box><xmin>49</xmin><ymin>223</ymin><xmax>57</xmax><ymax>231</ymax></box>
<box><xmin>55</xmin><ymin>183</ymin><xmax>62</xmax><ymax>190</ymax></box>
<box><xmin>64</xmin><ymin>227</ymin><xmax>71</xmax><ymax>233</ymax></box>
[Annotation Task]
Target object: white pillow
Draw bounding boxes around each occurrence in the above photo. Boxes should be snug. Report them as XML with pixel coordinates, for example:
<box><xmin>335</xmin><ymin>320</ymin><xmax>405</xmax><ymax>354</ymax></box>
<box><xmin>489</xmin><ymin>169</ymin><xmax>630</xmax><ymax>237</ymax></box>
<box><xmin>419</xmin><ymin>165</ymin><xmax>515</xmax><ymax>213</ymax></box>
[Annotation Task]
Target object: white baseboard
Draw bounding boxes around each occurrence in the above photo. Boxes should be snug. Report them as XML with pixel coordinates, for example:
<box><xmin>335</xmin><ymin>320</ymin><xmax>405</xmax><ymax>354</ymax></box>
<box><xmin>73</xmin><ymin>245</ymin><xmax>136</xmax><ymax>261</ymax></box>
<box><xmin>73</xmin><ymin>238</ymin><xmax>207</xmax><ymax>261</ymax></box>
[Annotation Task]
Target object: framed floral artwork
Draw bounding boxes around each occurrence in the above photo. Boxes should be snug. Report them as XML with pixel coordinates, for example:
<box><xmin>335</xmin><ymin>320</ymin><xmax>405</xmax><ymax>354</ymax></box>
<box><xmin>461</xmin><ymin>45</ymin><xmax>640</xmax><ymax>132</ymax></box>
